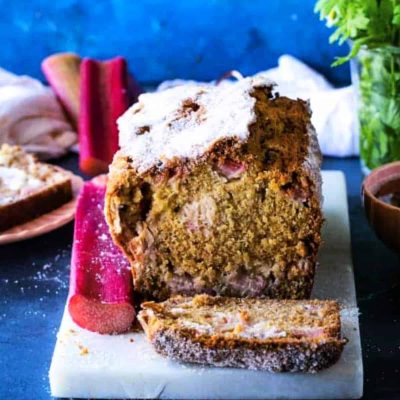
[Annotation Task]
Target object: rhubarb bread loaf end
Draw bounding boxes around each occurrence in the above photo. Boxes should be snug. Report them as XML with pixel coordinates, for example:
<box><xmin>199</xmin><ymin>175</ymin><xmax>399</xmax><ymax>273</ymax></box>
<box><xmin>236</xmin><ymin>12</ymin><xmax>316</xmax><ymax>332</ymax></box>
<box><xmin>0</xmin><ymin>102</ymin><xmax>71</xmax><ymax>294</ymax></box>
<box><xmin>105</xmin><ymin>77</ymin><xmax>322</xmax><ymax>300</ymax></box>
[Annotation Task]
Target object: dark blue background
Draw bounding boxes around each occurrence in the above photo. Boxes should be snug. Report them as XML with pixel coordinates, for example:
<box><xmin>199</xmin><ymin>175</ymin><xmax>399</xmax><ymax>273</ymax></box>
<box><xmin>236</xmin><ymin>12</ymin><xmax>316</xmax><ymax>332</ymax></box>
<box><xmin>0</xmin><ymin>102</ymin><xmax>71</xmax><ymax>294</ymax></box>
<box><xmin>0</xmin><ymin>0</ymin><xmax>350</xmax><ymax>86</ymax></box>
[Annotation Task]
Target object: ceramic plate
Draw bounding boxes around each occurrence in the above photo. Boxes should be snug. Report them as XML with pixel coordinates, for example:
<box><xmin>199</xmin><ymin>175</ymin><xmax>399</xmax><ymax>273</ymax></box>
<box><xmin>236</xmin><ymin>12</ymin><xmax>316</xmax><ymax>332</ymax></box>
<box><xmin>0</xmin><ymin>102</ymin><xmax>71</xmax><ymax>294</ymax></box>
<box><xmin>0</xmin><ymin>172</ymin><xmax>84</xmax><ymax>245</ymax></box>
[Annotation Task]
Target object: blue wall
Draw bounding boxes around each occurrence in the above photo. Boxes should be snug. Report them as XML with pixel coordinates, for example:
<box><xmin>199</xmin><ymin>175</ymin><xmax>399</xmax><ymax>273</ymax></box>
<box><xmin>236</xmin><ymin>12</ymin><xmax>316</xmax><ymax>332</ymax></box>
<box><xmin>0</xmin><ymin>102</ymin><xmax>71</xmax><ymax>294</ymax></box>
<box><xmin>0</xmin><ymin>0</ymin><xmax>350</xmax><ymax>86</ymax></box>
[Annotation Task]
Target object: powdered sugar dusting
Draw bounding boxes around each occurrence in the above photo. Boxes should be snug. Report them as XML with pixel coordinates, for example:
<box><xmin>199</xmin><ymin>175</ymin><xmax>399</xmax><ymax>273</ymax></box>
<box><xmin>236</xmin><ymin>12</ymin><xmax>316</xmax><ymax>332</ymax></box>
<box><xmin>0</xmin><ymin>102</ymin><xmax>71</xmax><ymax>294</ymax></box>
<box><xmin>117</xmin><ymin>76</ymin><xmax>274</xmax><ymax>173</ymax></box>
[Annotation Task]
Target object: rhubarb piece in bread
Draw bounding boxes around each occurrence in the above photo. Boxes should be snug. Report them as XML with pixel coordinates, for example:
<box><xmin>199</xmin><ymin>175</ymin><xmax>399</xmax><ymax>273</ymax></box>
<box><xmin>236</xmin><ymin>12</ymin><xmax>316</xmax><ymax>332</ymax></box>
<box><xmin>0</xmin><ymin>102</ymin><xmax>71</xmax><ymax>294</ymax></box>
<box><xmin>0</xmin><ymin>144</ymin><xmax>72</xmax><ymax>232</ymax></box>
<box><xmin>68</xmin><ymin>176</ymin><xmax>135</xmax><ymax>334</ymax></box>
<box><xmin>105</xmin><ymin>76</ymin><xmax>322</xmax><ymax>300</ymax></box>
<box><xmin>138</xmin><ymin>295</ymin><xmax>347</xmax><ymax>373</ymax></box>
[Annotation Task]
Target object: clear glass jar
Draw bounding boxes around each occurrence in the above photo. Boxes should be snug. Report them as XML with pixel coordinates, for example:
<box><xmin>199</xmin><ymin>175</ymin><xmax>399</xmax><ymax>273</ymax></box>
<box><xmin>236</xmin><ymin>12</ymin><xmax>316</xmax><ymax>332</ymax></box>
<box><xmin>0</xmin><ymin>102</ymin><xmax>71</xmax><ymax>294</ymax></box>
<box><xmin>351</xmin><ymin>46</ymin><xmax>400</xmax><ymax>174</ymax></box>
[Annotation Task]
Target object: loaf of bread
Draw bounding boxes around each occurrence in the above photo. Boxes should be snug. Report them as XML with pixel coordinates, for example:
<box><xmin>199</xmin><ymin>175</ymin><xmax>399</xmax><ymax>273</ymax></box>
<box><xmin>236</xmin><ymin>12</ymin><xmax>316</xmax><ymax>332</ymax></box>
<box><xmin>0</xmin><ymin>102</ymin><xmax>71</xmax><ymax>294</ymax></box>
<box><xmin>138</xmin><ymin>295</ymin><xmax>347</xmax><ymax>372</ymax></box>
<box><xmin>0</xmin><ymin>144</ymin><xmax>72</xmax><ymax>231</ymax></box>
<box><xmin>105</xmin><ymin>77</ymin><xmax>322</xmax><ymax>300</ymax></box>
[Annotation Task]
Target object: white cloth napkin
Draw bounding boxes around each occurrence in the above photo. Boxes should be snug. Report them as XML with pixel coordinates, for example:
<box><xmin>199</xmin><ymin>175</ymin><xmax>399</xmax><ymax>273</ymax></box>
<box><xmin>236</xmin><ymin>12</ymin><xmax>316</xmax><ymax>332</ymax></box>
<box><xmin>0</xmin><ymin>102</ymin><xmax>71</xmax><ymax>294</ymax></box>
<box><xmin>158</xmin><ymin>55</ymin><xmax>358</xmax><ymax>157</ymax></box>
<box><xmin>0</xmin><ymin>68</ymin><xmax>77</xmax><ymax>159</ymax></box>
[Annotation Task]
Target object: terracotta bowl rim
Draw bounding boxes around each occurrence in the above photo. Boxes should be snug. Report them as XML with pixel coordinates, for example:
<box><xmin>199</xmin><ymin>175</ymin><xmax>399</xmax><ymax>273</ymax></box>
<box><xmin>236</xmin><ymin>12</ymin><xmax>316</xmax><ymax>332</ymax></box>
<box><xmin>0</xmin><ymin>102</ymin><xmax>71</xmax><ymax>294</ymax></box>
<box><xmin>362</xmin><ymin>160</ymin><xmax>400</xmax><ymax>213</ymax></box>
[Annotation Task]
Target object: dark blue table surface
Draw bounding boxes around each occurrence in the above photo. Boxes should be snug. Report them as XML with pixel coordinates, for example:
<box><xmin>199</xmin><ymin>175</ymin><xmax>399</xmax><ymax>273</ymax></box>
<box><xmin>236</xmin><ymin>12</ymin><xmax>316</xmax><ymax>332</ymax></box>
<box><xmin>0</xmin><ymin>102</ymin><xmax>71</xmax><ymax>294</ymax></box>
<box><xmin>0</xmin><ymin>155</ymin><xmax>399</xmax><ymax>400</ymax></box>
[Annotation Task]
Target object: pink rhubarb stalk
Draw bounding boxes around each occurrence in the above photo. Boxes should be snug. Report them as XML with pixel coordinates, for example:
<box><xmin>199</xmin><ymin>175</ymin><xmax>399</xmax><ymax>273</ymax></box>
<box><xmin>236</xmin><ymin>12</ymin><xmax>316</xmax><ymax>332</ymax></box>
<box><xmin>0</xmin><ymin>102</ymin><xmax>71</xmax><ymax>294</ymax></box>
<box><xmin>41</xmin><ymin>53</ymin><xmax>81</xmax><ymax>128</ymax></box>
<box><xmin>68</xmin><ymin>175</ymin><xmax>135</xmax><ymax>334</ymax></box>
<box><xmin>79</xmin><ymin>57</ymin><xmax>142</xmax><ymax>176</ymax></box>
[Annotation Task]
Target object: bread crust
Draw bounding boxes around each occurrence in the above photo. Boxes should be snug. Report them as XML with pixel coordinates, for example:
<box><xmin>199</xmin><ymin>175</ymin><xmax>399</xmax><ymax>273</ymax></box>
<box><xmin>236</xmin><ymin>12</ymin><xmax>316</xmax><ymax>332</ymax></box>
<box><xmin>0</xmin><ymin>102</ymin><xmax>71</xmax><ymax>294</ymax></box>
<box><xmin>138</xmin><ymin>295</ymin><xmax>347</xmax><ymax>373</ymax></box>
<box><xmin>150</xmin><ymin>329</ymin><xmax>345</xmax><ymax>373</ymax></box>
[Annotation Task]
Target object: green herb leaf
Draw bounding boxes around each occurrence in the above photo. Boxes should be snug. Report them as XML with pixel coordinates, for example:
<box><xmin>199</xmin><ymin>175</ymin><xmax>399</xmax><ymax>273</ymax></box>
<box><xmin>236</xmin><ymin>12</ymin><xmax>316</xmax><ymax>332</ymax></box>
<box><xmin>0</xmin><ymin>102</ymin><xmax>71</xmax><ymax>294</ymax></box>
<box><xmin>315</xmin><ymin>0</ymin><xmax>400</xmax><ymax>63</ymax></box>
<box><xmin>393</xmin><ymin>5</ymin><xmax>400</xmax><ymax>25</ymax></box>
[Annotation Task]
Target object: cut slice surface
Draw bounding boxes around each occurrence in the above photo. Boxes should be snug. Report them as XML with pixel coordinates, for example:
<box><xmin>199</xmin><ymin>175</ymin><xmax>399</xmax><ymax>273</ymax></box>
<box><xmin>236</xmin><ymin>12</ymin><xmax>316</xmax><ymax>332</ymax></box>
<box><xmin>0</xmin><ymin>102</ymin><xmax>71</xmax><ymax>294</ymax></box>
<box><xmin>140</xmin><ymin>295</ymin><xmax>342</xmax><ymax>341</ymax></box>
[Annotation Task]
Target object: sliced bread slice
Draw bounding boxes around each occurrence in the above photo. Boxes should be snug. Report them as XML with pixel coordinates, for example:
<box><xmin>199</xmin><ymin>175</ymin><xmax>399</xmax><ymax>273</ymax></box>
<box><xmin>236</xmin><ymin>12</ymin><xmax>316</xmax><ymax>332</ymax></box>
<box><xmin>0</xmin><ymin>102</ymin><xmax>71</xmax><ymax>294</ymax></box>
<box><xmin>138</xmin><ymin>294</ymin><xmax>347</xmax><ymax>373</ymax></box>
<box><xmin>0</xmin><ymin>144</ymin><xmax>72</xmax><ymax>231</ymax></box>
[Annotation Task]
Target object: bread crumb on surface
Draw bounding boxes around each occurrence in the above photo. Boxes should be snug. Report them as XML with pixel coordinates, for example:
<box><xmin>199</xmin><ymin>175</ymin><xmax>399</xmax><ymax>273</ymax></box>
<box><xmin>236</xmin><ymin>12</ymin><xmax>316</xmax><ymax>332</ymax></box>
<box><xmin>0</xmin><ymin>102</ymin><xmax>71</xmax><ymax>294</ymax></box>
<box><xmin>78</xmin><ymin>344</ymin><xmax>89</xmax><ymax>356</ymax></box>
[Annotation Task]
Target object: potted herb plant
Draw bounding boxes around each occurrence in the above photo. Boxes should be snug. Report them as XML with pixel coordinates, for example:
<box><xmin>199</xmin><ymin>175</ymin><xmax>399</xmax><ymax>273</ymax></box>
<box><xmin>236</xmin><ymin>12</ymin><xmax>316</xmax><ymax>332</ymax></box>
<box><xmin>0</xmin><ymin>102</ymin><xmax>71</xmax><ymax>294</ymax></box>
<box><xmin>315</xmin><ymin>0</ymin><xmax>400</xmax><ymax>174</ymax></box>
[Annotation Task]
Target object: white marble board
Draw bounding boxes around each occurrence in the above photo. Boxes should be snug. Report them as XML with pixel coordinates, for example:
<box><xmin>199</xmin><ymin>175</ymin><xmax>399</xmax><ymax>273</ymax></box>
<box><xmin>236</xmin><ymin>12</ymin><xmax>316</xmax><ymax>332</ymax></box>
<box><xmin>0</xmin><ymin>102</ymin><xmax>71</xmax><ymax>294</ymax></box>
<box><xmin>49</xmin><ymin>170</ymin><xmax>363</xmax><ymax>399</ymax></box>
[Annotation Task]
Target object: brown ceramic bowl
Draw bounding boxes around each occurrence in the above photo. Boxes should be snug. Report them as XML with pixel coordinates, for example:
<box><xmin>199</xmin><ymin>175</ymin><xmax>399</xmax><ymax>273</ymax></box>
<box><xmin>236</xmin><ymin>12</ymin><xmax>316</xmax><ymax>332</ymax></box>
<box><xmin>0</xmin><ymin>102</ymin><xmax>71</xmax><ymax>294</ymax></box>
<box><xmin>362</xmin><ymin>161</ymin><xmax>400</xmax><ymax>253</ymax></box>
